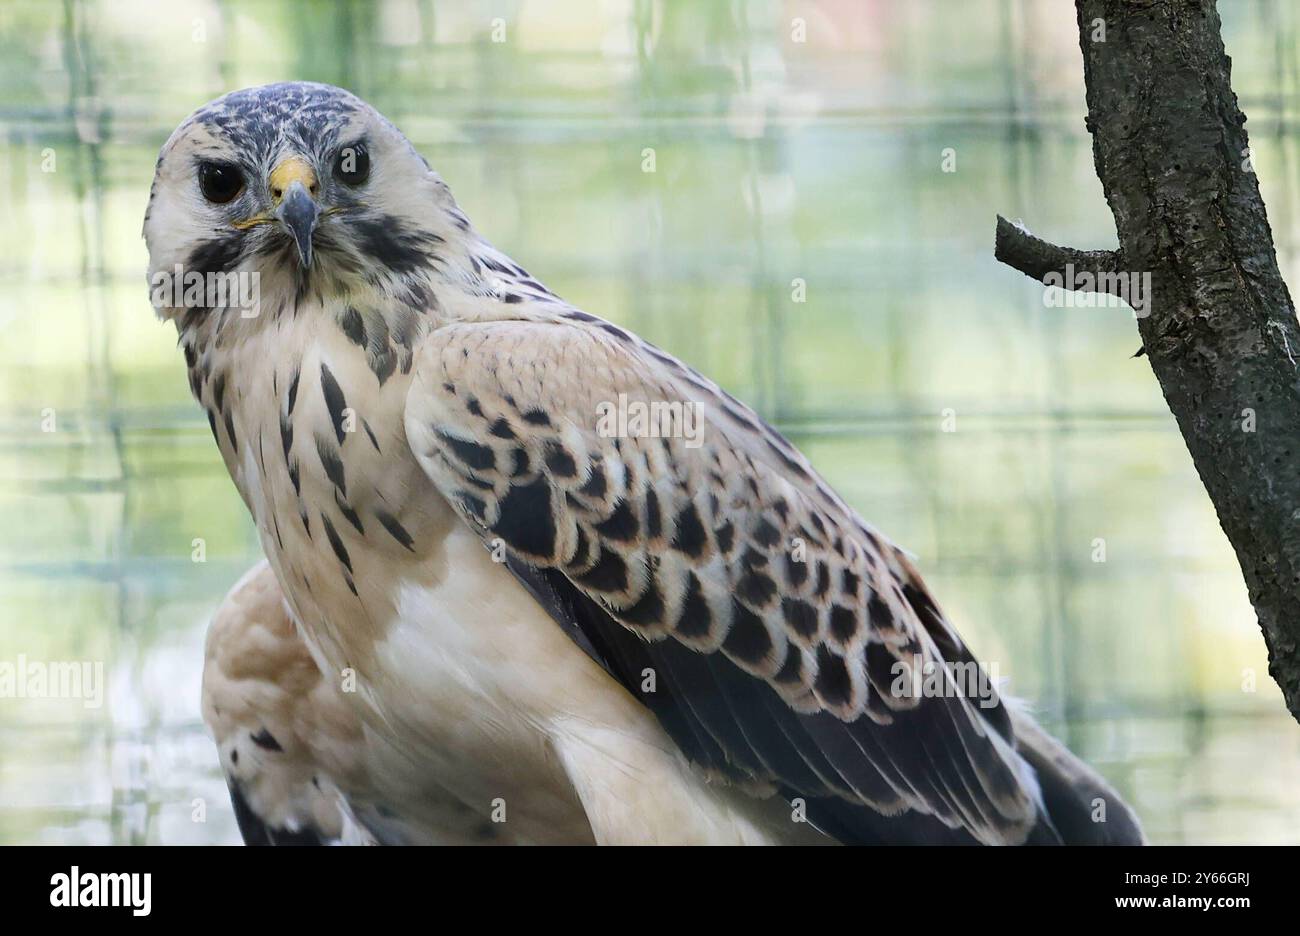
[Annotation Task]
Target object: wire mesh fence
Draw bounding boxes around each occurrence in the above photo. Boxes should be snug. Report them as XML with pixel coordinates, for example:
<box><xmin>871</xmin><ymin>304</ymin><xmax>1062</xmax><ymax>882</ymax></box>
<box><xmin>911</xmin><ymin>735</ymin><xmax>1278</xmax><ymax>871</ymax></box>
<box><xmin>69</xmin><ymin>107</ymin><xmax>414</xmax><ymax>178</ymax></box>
<box><xmin>1</xmin><ymin>0</ymin><xmax>1299</xmax><ymax>843</ymax></box>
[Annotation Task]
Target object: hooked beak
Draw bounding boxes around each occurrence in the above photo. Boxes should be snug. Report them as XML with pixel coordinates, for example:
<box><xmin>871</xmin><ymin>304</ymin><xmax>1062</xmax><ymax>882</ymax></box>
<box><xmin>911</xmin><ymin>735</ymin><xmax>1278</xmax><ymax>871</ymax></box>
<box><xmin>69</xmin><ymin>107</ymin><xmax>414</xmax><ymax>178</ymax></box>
<box><xmin>275</xmin><ymin>181</ymin><xmax>319</xmax><ymax>268</ymax></box>
<box><xmin>269</xmin><ymin>157</ymin><xmax>319</xmax><ymax>268</ymax></box>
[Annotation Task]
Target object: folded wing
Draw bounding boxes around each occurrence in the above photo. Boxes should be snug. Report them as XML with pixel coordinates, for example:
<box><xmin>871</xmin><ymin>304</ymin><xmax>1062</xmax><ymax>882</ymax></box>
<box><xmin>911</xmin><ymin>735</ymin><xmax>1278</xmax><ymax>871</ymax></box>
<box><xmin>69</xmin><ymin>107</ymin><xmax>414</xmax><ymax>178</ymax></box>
<box><xmin>404</xmin><ymin>317</ymin><xmax>1060</xmax><ymax>845</ymax></box>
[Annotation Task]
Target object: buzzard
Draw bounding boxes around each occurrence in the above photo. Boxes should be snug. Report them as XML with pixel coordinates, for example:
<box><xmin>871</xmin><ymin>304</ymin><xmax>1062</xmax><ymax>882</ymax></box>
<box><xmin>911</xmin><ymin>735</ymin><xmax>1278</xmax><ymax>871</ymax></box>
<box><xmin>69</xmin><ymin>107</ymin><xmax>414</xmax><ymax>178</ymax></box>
<box><xmin>145</xmin><ymin>82</ymin><xmax>1143</xmax><ymax>845</ymax></box>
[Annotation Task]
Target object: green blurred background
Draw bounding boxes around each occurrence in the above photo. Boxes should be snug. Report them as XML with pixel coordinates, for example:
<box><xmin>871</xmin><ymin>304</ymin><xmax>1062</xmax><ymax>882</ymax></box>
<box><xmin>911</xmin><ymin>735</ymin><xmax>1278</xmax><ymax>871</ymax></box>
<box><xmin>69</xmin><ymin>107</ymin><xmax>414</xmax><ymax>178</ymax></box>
<box><xmin>2</xmin><ymin>0</ymin><xmax>1299</xmax><ymax>845</ymax></box>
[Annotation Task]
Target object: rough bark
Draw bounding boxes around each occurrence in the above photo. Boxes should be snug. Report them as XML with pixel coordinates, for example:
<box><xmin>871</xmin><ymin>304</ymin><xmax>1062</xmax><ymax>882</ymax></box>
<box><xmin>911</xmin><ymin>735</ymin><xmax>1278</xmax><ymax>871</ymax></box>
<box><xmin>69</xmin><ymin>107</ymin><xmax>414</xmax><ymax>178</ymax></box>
<box><xmin>996</xmin><ymin>0</ymin><xmax>1300</xmax><ymax>722</ymax></box>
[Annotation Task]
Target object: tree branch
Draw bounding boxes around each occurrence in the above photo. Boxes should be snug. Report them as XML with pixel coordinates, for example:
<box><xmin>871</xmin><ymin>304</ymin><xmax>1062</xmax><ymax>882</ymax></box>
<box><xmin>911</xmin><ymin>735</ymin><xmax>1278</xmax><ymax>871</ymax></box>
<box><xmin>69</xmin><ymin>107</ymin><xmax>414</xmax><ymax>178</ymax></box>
<box><xmin>994</xmin><ymin>215</ymin><xmax>1124</xmax><ymax>299</ymax></box>
<box><xmin>994</xmin><ymin>0</ymin><xmax>1300</xmax><ymax>723</ymax></box>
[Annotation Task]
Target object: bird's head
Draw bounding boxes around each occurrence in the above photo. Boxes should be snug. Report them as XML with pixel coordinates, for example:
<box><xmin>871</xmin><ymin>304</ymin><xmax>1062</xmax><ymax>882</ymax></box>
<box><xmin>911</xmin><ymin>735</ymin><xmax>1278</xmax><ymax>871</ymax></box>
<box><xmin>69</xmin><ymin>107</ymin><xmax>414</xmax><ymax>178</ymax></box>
<box><xmin>143</xmin><ymin>82</ymin><xmax>464</xmax><ymax>321</ymax></box>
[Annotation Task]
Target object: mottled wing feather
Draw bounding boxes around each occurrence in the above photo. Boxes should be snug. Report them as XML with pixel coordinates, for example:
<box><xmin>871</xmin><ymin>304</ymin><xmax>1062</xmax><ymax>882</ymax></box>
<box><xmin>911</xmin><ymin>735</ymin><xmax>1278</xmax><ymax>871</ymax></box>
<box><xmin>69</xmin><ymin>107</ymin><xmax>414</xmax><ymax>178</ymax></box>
<box><xmin>404</xmin><ymin>318</ymin><xmax>1045</xmax><ymax>845</ymax></box>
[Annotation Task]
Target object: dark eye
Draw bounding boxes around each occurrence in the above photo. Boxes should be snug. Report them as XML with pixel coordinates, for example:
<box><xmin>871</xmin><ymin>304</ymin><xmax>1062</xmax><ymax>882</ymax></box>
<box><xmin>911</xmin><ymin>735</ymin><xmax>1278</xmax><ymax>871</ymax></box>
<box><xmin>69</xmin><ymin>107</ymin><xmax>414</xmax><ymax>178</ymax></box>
<box><xmin>199</xmin><ymin>162</ymin><xmax>244</xmax><ymax>203</ymax></box>
<box><xmin>334</xmin><ymin>143</ymin><xmax>370</xmax><ymax>186</ymax></box>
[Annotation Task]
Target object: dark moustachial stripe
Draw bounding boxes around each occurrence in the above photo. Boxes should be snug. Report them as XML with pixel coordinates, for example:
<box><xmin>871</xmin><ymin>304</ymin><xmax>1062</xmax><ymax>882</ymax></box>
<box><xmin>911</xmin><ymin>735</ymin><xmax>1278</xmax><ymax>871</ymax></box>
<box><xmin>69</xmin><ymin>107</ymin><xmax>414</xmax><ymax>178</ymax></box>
<box><xmin>187</xmin><ymin>236</ymin><xmax>245</xmax><ymax>278</ymax></box>
<box><xmin>351</xmin><ymin>216</ymin><xmax>438</xmax><ymax>275</ymax></box>
<box><xmin>320</xmin><ymin>362</ymin><xmax>349</xmax><ymax>445</ymax></box>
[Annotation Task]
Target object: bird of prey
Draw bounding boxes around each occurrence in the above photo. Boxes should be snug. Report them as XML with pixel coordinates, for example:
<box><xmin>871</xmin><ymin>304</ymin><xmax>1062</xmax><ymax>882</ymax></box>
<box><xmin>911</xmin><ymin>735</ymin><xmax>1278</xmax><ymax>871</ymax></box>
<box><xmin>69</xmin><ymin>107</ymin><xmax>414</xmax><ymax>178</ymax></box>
<box><xmin>146</xmin><ymin>82</ymin><xmax>1143</xmax><ymax>845</ymax></box>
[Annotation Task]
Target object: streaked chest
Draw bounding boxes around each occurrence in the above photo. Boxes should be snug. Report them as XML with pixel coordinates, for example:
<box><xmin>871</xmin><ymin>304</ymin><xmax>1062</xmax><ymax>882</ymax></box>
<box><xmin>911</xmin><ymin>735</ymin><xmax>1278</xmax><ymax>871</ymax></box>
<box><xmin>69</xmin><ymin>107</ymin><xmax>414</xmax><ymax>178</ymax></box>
<box><xmin>184</xmin><ymin>306</ymin><xmax>607</xmax><ymax>839</ymax></box>
<box><xmin>187</xmin><ymin>306</ymin><xmax>452</xmax><ymax>669</ymax></box>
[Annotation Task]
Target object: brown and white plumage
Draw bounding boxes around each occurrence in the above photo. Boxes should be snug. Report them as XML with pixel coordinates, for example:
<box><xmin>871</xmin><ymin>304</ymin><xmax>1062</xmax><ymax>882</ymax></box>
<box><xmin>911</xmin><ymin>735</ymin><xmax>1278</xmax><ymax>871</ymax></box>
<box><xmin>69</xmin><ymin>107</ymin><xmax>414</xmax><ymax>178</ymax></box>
<box><xmin>203</xmin><ymin>560</ymin><xmax>577</xmax><ymax>845</ymax></box>
<box><xmin>202</xmin><ymin>560</ymin><xmax>376</xmax><ymax>844</ymax></box>
<box><xmin>150</xmin><ymin>82</ymin><xmax>1143</xmax><ymax>845</ymax></box>
<box><xmin>405</xmin><ymin>322</ymin><xmax>1040</xmax><ymax>843</ymax></box>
